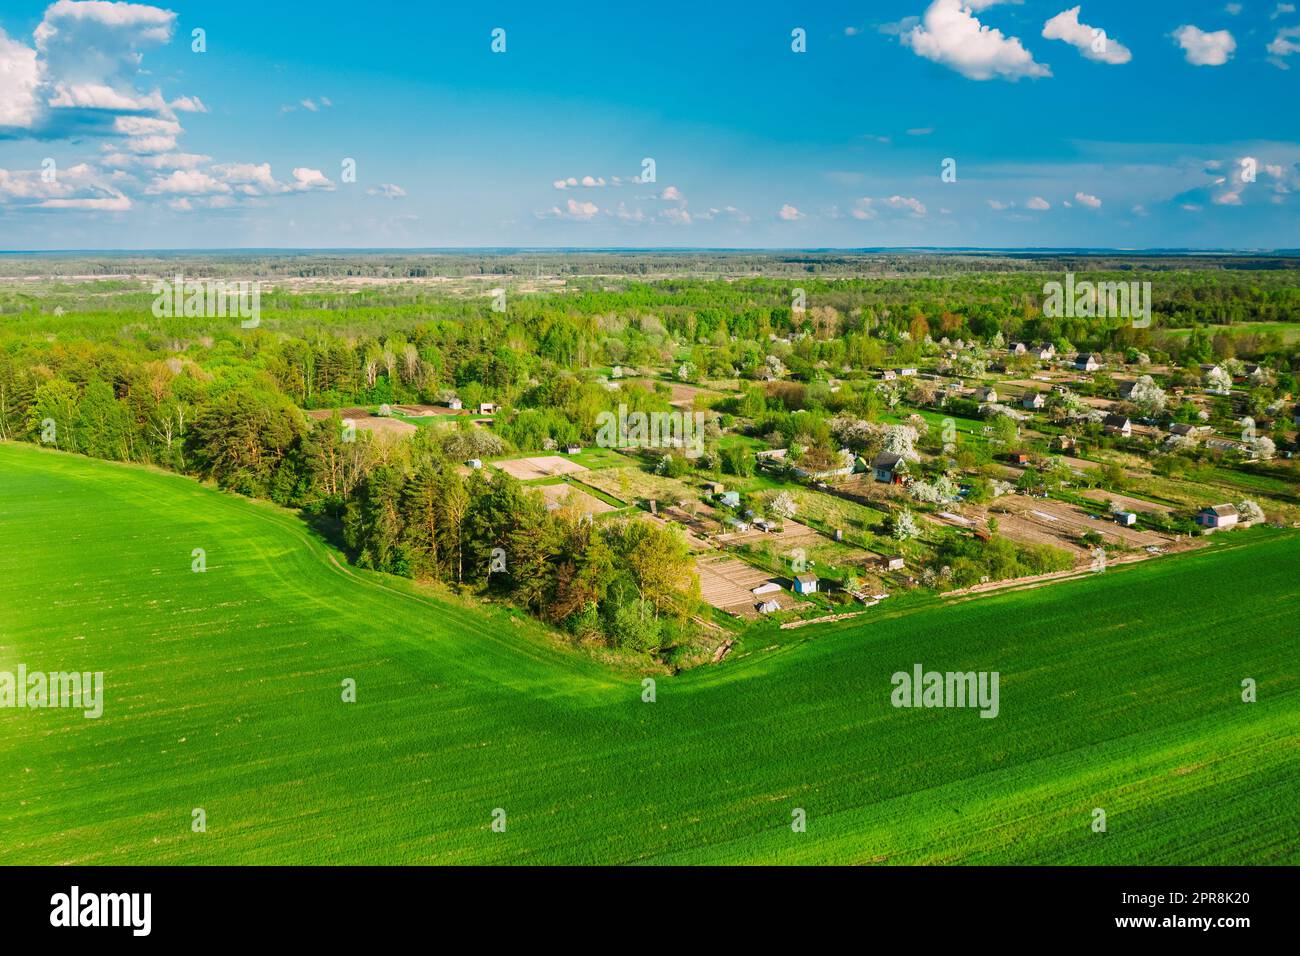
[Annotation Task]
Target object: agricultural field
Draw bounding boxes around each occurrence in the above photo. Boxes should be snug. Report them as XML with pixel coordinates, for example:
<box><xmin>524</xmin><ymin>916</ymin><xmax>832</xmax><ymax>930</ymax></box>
<box><xmin>2</xmin><ymin>441</ymin><xmax>1296</xmax><ymax>865</ymax></box>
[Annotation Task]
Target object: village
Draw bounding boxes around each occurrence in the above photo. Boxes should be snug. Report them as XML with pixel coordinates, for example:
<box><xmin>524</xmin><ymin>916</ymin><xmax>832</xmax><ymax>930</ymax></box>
<box><xmin>326</xmin><ymin>337</ymin><xmax>1295</xmax><ymax>643</ymax></box>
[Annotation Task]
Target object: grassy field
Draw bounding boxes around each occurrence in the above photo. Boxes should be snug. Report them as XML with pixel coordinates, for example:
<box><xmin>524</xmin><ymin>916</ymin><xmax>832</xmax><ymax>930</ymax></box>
<box><xmin>0</xmin><ymin>441</ymin><xmax>1296</xmax><ymax>865</ymax></box>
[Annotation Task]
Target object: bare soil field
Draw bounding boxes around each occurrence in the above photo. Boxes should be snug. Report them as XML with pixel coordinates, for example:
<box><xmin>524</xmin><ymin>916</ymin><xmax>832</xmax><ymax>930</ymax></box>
<box><xmin>627</xmin><ymin>378</ymin><xmax>728</xmax><ymax>409</ymax></box>
<box><xmin>534</xmin><ymin>483</ymin><xmax>615</xmax><ymax>518</ymax></box>
<box><xmin>985</xmin><ymin>496</ymin><xmax>1171</xmax><ymax>555</ymax></box>
<box><xmin>306</xmin><ymin>407</ymin><xmax>417</xmax><ymax>437</ymax></box>
<box><xmin>1080</xmin><ymin>489</ymin><xmax>1173</xmax><ymax>514</ymax></box>
<box><xmin>716</xmin><ymin>517</ymin><xmax>823</xmax><ymax>550</ymax></box>
<box><xmin>695</xmin><ymin>553</ymin><xmax>805</xmax><ymax>618</ymax></box>
<box><xmin>493</xmin><ymin>455</ymin><xmax>589</xmax><ymax>481</ymax></box>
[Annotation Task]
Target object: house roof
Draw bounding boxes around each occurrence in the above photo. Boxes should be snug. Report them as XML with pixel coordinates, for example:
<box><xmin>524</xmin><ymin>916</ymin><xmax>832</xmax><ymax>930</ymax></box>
<box><xmin>794</xmin><ymin>572</ymin><xmax>819</xmax><ymax>584</ymax></box>
<box><xmin>1204</xmin><ymin>503</ymin><xmax>1238</xmax><ymax>517</ymax></box>
<box><xmin>1104</xmin><ymin>414</ymin><xmax>1130</xmax><ymax>427</ymax></box>
<box><xmin>872</xmin><ymin>452</ymin><xmax>905</xmax><ymax>469</ymax></box>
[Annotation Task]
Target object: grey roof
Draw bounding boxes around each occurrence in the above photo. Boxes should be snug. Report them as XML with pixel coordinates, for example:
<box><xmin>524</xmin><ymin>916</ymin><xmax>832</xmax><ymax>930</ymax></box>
<box><xmin>872</xmin><ymin>452</ymin><xmax>904</xmax><ymax>469</ymax></box>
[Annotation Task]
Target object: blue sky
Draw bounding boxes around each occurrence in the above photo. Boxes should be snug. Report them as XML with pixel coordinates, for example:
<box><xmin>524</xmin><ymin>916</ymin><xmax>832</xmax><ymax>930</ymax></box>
<box><xmin>1</xmin><ymin>0</ymin><xmax>1298</xmax><ymax>249</ymax></box>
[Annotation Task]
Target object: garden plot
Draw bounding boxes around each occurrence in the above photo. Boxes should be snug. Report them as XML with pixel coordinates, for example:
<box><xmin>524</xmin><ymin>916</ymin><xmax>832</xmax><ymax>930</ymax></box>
<box><xmin>493</xmin><ymin>455</ymin><xmax>589</xmax><ymax>481</ymax></box>
<box><xmin>534</xmin><ymin>483</ymin><xmax>616</xmax><ymax>518</ymax></box>
<box><xmin>716</xmin><ymin>517</ymin><xmax>823</xmax><ymax>549</ymax></box>
<box><xmin>1080</xmin><ymin>489</ymin><xmax>1173</xmax><ymax>514</ymax></box>
<box><xmin>988</xmin><ymin>497</ymin><xmax>1171</xmax><ymax>554</ymax></box>
<box><xmin>695</xmin><ymin>553</ymin><xmax>805</xmax><ymax>618</ymax></box>
<box><xmin>306</xmin><ymin>407</ymin><xmax>417</xmax><ymax>438</ymax></box>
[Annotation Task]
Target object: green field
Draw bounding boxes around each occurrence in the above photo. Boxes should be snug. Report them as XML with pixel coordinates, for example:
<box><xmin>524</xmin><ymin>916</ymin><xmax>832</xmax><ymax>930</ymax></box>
<box><xmin>1</xmin><ymin>441</ymin><xmax>1296</xmax><ymax>864</ymax></box>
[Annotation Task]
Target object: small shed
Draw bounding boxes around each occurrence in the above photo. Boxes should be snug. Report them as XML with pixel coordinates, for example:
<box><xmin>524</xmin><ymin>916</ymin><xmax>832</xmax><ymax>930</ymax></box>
<box><xmin>882</xmin><ymin>555</ymin><xmax>906</xmax><ymax>571</ymax></box>
<box><xmin>757</xmin><ymin>599</ymin><xmax>781</xmax><ymax>615</ymax></box>
<box><xmin>466</xmin><ymin>459</ymin><xmax>482</xmax><ymax>470</ymax></box>
<box><xmin>1115</xmin><ymin>511</ymin><xmax>1137</xmax><ymax>527</ymax></box>
<box><xmin>792</xmin><ymin>572</ymin><xmax>819</xmax><ymax>595</ymax></box>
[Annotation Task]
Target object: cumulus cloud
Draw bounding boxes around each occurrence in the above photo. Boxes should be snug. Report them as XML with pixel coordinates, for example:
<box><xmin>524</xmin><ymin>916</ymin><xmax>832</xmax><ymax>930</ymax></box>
<box><xmin>0</xmin><ymin>161</ymin><xmax>131</xmax><ymax>210</ymax></box>
<box><xmin>777</xmin><ymin>203</ymin><xmax>805</xmax><ymax>220</ymax></box>
<box><xmin>1173</xmin><ymin>25</ymin><xmax>1236</xmax><ymax>66</ymax></box>
<box><xmin>1074</xmin><ymin>190</ymin><xmax>1102</xmax><ymax>208</ymax></box>
<box><xmin>367</xmin><ymin>183</ymin><xmax>406</xmax><ymax>199</ymax></box>
<box><xmin>660</xmin><ymin>185</ymin><xmax>683</xmax><ymax>200</ymax></box>
<box><xmin>1267</xmin><ymin>25</ymin><xmax>1300</xmax><ymax>68</ymax></box>
<box><xmin>537</xmin><ymin>198</ymin><xmax>600</xmax><ymax>220</ymax></box>
<box><xmin>1026</xmin><ymin>196</ymin><xmax>1051</xmax><ymax>210</ymax></box>
<box><xmin>902</xmin><ymin>0</ymin><xmax>1051</xmax><ymax>82</ymax></box>
<box><xmin>144</xmin><ymin>169</ymin><xmax>231</xmax><ymax>196</ymax></box>
<box><xmin>884</xmin><ymin>195</ymin><xmax>927</xmax><ymax>216</ymax></box>
<box><xmin>0</xmin><ymin>29</ymin><xmax>41</xmax><ymax>130</ymax></box>
<box><xmin>1042</xmin><ymin>6</ymin><xmax>1132</xmax><ymax>64</ymax></box>
<box><xmin>290</xmin><ymin>167</ymin><xmax>334</xmax><ymax>191</ymax></box>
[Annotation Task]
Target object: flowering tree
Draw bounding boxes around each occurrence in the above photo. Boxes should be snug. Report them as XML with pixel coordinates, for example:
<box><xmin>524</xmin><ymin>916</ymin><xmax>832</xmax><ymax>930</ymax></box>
<box><xmin>883</xmin><ymin>424</ymin><xmax>920</xmax><ymax>460</ymax></box>
<box><xmin>1128</xmin><ymin>375</ymin><xmax>1167</xmax><ymax>417</ymax></box>
<box><xmin>1237</xmin><ymin>499</ymin><xmax>1265</xmax><ymax>524</ymax></box>
<box><xmin>890</xmin><ymin>508</ymin><xmax>920</xmax><ymax>541</ymax></box>
<box><xmin>1205</xmin><ymin>367</ymin><xmax>1232</xmax><ymax>393</ymax></box>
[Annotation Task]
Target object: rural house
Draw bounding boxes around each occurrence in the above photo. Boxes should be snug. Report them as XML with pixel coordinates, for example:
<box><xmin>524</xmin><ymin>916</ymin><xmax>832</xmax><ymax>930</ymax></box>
<box><xmin>1021</xmin><ymin>391</ymin><xmax>1045</xmax><ymax>410</ymax></box>
<box><xmin>1196</xmin><ymin>504</ymin><xmax>1239</xmax><ymax>529</ymax></box>
<box><xmin>1104</xmin><ymin>414</ymin><xmax>1132</xmax><ymax>437</ymax></box>
<box><xmin>1075</xmin><ymin>353</ymin><xmax>1102</xmax><ymax>372</ymax></box>
<box><xmin>871</xmin><ymin>452</ymin><xmax>908</xmax><ymax>484</ymax></box>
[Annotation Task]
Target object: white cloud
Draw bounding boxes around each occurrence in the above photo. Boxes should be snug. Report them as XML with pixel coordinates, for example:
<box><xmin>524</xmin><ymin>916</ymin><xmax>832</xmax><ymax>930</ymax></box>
<box><xmin>0</xmin><ymin>28</ymin><xmax>39</xmax><ymax>130</ymax></box>
<box><xmin>885</xmin><ymin>195</ymin><xmax>927</xmax><ymax>216</ymax></box>
<box><xmin>1225</xmin><ymin>3</ymin><xmax>1242</xmax><ymax>13</ymax></box>
<box><xmin>1074</xmin><ymin>190</ymin><xmax>1102</xmax><ymax>207</ymax></box>
<box><xmin>660</xmin><ymin>185</ymin><xmax>683</xmax><ymax>200</ymax></box>
<box><xmin>902</xmin><ymin>0</ymin><xmax>1051</xmax><ymax>82</ymax></box>
<box><xmin>290</xmin><ymin>167</ymin><xmax>334</xmax><ymax>191</ymax></box>
<box><xmin>145</xmin><ymin>169</ymin><xmax>232</xmax><ymax>196</ymax></box>
<box><xmin>1267</xmin><ymin>25</ymin><xmax>1300</xmax><ymax>68</ymax></box>
<box><xmin>851</xmin><ymin>197</ymin><xmax>876</xmax><ymax>220</ymax></box>
<box><xmin>168</xmin><ymin>95</ymin><xmax>207</xmax><ymax>113</ymax></box>
<box><xmin>1272</xmin><ymin>4</ymin><xmax>1296</xmax><ymax>19</ymax></box>
<box><xmin>1026</xmin><ymin>195</ymin><xmax>1051</xmax><ymax>210</ymax></box>
<box><xmin>660</xmin><ymin>206</ymin><xmax>692</xmax><ymax>225</ymax></box>
<box><xmin>1042</xmin><ymin>6</ymin><xmax>1132</xmax><ymax>65</ymax></box>
<box><xmin>212</xmin><ymin>162</ymin><xmax>280</xmax><ymax>193</ymax></box>
<box><xmin>1173</xmin><ymin>25</ymin><xmax>1237</xmax><ymax>66</ymax></box>
<box><xmin>0</xmin><ymin>160</ymin><xmax>132</xmax><ymax>211</ymax></box>
<box><xmin>367</xmin><ymin>183</ymin><xmax>406</xmax><ymax>199</ymax></box>
<box><xmin>907</xmin><ymin>126</ymin><xmax>934</xmax><ymax>135</ymax></box>
<box><xmin>987</xmin><ymin>198</ymin><xmax>1012</xmax><ymax>210</ymax></box>
<box><xmin>777</xmin><ymin>203</ymin><xmax>805</xmax><ymax>220</ymax></box>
